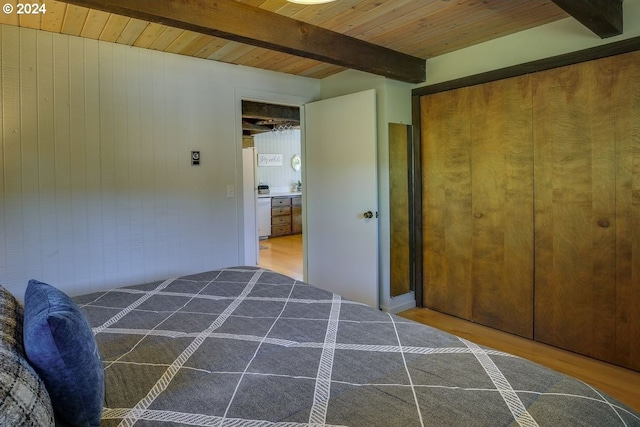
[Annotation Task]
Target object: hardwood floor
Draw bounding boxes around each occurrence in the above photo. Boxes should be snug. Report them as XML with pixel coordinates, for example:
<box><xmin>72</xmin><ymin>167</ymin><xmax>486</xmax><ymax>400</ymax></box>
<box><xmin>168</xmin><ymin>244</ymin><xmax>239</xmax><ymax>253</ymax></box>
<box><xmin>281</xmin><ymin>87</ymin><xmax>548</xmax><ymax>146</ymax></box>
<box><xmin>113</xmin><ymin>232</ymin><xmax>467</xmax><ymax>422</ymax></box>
<box><xmin>257</xmin><ymin>234</ymin><xmax>303</xmax><ymax>281</ymax></box>
<box><xmin>258</xmin><ymin>236</ymin><xmax>640</xmax><ymax>412</ymax></box>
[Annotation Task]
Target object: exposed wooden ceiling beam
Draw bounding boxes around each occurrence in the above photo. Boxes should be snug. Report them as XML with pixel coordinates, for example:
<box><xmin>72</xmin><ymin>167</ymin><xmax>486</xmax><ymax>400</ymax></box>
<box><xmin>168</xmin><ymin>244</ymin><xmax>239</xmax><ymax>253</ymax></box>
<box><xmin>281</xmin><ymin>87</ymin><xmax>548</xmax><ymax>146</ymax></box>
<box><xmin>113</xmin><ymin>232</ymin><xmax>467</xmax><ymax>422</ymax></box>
<box><xmin>551</xmin><ymin>0</ymin><xmax>623</xmax><ymax>38</ymax></box>
<box><xmin>242</xmin><ymin>101</ymin><xmax>300</xmax><ymax>122</ymax></box>
<box><xmin>57</xmin><ymin>0</ymin><xmax>426</xmax><ymax>83</ymax></box>
<box><xmin>242</xmin><ymin>121</ymin><xmax>271</xmax><ymax>133</ymax></box>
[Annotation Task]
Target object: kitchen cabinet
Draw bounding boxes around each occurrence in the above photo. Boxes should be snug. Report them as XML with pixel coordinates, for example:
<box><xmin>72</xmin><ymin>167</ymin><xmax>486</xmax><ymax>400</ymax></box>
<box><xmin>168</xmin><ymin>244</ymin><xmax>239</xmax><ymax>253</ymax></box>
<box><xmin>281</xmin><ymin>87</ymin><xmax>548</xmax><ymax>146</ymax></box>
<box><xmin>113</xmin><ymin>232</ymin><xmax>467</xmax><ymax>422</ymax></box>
<box><xmin>292</xmin><ymin>196</ymin><xmax>302</xmax><ymax>233</ymax></box>
<box><xmin>270</xmin><ymin>195</ymin><xmax>302</xmax><ymax>237</ymax></box>
<box><xmin>271</xmin><ymin>197</ymin><xmax>292</xmax><ymax>236</ymax></box>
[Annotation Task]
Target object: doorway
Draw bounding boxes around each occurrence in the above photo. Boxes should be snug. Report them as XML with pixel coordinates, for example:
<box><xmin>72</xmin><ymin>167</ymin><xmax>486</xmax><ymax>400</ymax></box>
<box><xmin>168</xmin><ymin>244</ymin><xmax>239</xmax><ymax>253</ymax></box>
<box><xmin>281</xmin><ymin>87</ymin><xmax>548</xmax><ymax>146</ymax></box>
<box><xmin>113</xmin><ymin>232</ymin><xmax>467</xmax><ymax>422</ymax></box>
<box><xmin>241</xmin><ymin>101</ymin><xmax>303</xmax><ymax>279</ymax></box>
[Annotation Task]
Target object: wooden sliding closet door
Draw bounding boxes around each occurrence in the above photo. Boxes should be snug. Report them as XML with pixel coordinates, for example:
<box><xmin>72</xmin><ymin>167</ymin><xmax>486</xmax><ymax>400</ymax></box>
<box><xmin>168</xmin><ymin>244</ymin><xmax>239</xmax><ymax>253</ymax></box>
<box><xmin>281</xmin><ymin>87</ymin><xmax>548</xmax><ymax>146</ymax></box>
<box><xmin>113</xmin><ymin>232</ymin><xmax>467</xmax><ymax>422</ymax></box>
<box><xmin>534</xmin><ymin>57</ymin><xmax>640</xmax><ymax>369</ymax></box>
<box><xmin>534</xmin><ymin>52</ymin><xmax>640</xmax><ymax>370</ymax></box>
<box><xmin>533</xmin><ymin>60</ymin><xmax>620</xmax><ymax>364</ymax></box>
<box><xmin>421</xmin><ymin>77</ymin><xmax>534</xmax><ymax>337</ymax></box>
<box><xmin>422</xmin><ymin>89</ymin><xmax>473</xmax><ymax>321</ymax></box>
<box><xmin>613</xmin><ymin>52</ymin><xmax>640</xmax><ymax>370</ymax></box>
<box><xmin>421</xmin><ymin>51</ymin><xmax>639</xmax><ymax>369</ymax></box>
<box><xmin>469</xmin><ymin>78</ymin><xmax>534</xmax><ymax>338</ymax></box>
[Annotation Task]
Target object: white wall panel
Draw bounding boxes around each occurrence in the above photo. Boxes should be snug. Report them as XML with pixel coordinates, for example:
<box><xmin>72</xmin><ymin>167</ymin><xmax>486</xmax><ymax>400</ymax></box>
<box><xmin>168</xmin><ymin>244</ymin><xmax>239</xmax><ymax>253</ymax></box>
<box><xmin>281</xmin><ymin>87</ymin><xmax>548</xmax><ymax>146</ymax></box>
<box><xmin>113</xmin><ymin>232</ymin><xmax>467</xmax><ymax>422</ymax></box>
<box><xmin>124</xmin><ymin>44</ymin><xmax>145</xmax><ymax>286</ymax></box>
<box><xmin>2</xmin><ymin>26</ymin><xmax>23</xmax><ymax>288</ymax></box>
<box><xmin>83</xmin><ymin>38</ymin><xmax>105</xmax><ymax>288</ymax></box>
<box><xmin>54</xmin><ymin>33</ymin><xmax>73</xmax><ymax>286</ymax></box>
<box><xmin>0</xmin><ymin>24</ymin><xmax>320</xmax><ymax>299</ymax></box>
<box><xmin>69</xmin><ymin>35</ymin><xmax>89</xmax><ymax>290</ymax></box>
<box><xmin>20</xmin><ymin>29</ymin><xmax>41</xmax><ymax>284</ymax></box>
<box><xmin>36</xmin><ymin>32</ymin><xmax>54</xmax><ymax>284</ymax></box>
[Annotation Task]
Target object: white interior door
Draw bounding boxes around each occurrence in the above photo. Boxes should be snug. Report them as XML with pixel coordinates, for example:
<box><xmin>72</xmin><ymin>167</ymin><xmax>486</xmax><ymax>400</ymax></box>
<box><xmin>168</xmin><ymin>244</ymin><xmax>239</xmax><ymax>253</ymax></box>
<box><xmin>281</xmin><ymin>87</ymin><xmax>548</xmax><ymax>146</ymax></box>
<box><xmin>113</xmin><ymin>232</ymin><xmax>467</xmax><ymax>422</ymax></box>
<box><xmin>304</xmin><ymin>89</ymin><xmax>378</xmax><ymax>307</ymax></box>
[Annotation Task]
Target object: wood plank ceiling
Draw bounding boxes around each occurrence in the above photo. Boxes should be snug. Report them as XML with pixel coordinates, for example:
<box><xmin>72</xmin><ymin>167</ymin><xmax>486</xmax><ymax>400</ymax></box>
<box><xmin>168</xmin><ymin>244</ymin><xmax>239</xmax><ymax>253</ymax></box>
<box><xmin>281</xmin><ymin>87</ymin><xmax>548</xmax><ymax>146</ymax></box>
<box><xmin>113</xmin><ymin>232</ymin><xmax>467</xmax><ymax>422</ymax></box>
<box><xmin>0</xmin><ymin>0</ymin><xmax>579</xmax><ymax>81</ymax></box>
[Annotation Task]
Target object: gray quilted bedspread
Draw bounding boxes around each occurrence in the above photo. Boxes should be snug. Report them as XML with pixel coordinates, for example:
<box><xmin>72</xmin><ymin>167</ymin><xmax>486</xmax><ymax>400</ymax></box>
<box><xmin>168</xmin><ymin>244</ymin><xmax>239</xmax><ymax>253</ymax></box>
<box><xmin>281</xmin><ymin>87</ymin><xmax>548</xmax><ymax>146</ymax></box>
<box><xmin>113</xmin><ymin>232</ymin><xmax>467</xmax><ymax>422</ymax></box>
<box><xmin>73</xmin><ymin>266</ymin><xmax>640</xmax><ymax>426</ymax></box>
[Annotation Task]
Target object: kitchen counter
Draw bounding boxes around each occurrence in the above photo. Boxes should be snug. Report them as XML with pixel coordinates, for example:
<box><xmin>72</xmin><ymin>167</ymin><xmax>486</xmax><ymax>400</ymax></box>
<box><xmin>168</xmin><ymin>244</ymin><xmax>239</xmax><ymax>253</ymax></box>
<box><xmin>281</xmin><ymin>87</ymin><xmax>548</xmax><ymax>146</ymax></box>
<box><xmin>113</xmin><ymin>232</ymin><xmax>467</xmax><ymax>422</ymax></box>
<box><xmin>258</xmin><ymin>191</ymin><xmax>302</xmax><ymax>198</ymax></box>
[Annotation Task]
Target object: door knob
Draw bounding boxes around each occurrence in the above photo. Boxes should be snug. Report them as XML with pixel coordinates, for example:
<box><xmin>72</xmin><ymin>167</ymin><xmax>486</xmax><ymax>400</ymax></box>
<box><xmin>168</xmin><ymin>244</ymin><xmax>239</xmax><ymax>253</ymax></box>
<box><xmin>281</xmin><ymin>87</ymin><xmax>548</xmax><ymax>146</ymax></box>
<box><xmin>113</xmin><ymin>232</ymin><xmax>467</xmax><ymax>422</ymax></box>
<box><xmin>363</xmin><ymin>211</ymin><xmax>374</xmax><ymax>219</ymax></box>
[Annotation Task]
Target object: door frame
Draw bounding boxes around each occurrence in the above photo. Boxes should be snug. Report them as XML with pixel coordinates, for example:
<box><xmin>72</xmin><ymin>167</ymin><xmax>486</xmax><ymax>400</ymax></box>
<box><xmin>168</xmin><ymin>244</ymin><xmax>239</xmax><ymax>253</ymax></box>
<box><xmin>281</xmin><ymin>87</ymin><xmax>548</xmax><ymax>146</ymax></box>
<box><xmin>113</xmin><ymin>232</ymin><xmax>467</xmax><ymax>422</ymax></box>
<box><xmin>242</xmin><ymin>147</ymin><xmax>259</xmax><ymax>266</ymax></box>
<box><xmin>235</xmin><ymin>89</ymin><xmax>311</xmax><ymax>272</ymax></box>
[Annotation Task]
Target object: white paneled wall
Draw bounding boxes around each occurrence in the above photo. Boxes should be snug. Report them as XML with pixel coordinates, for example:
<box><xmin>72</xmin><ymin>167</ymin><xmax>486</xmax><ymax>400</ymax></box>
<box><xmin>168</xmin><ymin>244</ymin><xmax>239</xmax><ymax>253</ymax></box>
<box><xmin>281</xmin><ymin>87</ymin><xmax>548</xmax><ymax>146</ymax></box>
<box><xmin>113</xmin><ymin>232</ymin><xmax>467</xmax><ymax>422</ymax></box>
<box><xmin>0</xmin><ymin>24</ymin><xmax>319</xmax><ymax>299</ymax></box>
<box><xmin>254</xmin><ymin>129</ymin><xmax>302</xmax><ymax>191</ymax></box>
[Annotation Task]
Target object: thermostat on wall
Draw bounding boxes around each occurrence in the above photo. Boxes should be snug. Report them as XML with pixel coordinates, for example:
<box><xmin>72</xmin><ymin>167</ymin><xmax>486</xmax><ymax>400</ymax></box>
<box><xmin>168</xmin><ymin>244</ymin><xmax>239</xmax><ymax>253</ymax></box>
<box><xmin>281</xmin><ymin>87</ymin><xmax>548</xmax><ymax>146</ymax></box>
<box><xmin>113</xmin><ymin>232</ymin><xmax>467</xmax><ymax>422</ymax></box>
<box><xmin>191</xmin><ymin>151</ymin><xmax>200</xmax><ymax>166</ymax></box>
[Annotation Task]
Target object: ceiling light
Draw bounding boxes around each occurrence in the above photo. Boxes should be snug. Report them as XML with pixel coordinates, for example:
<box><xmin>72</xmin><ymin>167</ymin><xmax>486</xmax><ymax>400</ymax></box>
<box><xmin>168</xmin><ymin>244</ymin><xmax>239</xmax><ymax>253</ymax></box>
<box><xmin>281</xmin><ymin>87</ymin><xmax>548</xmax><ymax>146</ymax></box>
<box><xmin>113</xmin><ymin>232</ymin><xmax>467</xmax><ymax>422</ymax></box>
<box><xmin>287</xmin><ymin>0</ymin><xmax>338</xmax><ymax>4</ymax></box>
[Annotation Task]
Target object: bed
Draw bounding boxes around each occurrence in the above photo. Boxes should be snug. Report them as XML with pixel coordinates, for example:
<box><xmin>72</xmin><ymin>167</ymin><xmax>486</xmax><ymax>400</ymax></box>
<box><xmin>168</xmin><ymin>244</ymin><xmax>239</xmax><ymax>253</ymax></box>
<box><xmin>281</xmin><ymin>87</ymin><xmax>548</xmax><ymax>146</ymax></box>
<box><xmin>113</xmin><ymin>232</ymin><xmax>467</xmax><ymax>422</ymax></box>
<box><xmin>2</xmin><ymin>266</ymin><xmax>639</xmax><ymax>426</ymax></box>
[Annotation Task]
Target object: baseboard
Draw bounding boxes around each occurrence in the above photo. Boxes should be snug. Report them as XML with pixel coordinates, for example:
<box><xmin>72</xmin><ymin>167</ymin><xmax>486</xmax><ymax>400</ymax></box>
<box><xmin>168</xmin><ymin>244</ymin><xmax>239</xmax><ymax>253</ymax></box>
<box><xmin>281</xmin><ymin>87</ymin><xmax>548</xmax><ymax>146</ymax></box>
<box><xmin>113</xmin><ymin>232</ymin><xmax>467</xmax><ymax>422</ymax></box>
<box><xmin>380</xmin><ymin>293</ymin><xmax>416</xmax><ymax>314</ymax></box>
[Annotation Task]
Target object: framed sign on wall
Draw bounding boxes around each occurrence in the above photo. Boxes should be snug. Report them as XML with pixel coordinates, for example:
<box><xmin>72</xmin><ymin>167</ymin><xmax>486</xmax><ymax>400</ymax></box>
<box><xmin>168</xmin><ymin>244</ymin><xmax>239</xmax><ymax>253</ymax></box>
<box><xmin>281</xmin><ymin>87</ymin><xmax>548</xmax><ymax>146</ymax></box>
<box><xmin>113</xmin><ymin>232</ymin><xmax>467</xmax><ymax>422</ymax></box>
<box><xmin>258</xmin><ymin>153</ymin><xmax>283</xmax><ymax>167</ymax></box>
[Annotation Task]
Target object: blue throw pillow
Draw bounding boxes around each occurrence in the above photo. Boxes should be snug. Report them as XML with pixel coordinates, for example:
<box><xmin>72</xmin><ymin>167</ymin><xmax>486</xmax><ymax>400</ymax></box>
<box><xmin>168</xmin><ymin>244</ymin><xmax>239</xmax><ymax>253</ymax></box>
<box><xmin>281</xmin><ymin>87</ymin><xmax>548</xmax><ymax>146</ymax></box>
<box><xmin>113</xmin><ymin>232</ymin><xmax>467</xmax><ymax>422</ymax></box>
<box><xmin>23</xmin><ymin>280</ymin><xmax>104</xmax><ymax>427</ymax></box>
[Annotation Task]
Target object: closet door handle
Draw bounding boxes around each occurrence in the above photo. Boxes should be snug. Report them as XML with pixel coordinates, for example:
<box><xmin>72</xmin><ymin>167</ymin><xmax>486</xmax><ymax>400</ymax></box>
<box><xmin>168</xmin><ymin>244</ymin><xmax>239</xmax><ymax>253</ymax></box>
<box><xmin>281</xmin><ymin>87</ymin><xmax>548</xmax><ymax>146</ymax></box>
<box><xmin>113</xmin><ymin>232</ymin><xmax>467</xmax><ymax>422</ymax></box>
<box><xmin>474</xmin><ymin>213</ymin><xmax>483</xmax><ymax>219</ymax></box>
<box><xmin>598</xmin><ymin>219</ymin><xmax>610</xmax><ymax>228</ymax></box>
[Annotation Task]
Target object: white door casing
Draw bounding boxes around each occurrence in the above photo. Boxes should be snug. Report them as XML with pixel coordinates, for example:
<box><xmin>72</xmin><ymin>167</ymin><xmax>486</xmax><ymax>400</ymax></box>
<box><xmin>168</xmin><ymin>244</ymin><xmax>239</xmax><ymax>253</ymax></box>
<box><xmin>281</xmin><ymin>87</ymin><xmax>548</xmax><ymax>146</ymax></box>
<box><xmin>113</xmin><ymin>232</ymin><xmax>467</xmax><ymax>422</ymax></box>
<box><xmin>304</xmin><ymin>89</ymin><xmax>379</xmax><ymax>307</ymax></box>
<box><xmin>242</xmin><ymin>148</ymin><xmax>258</xmax><ymax>265</ymax></box>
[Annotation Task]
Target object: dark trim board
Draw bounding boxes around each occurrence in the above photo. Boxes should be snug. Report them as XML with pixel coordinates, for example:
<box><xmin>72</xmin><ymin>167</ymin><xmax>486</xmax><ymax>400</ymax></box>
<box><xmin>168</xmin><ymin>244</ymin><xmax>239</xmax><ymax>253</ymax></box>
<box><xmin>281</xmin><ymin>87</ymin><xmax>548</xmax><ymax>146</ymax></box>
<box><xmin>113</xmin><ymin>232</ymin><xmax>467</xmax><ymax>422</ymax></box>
<box><xmin>413</xmin><ymin>35</ymin><xmax>640</xmax><ymax>97</ymax></box>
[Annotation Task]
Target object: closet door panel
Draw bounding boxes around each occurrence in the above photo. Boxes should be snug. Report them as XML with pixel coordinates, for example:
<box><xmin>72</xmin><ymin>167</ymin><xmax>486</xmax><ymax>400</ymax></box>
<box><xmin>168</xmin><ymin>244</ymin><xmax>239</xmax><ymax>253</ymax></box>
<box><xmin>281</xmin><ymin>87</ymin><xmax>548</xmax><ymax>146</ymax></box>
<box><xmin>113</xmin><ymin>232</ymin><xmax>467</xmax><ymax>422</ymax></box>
<box><xmin>470</xmin><ymin>77</ymin><xmax>534</xmax><ymax>338</ymax></box>
<box><xmin>421</xmin><ymin>90</ymin><xmax>473</xmax><ymax>320</ymax></box>
<box><xmin>533</xmin><ymin>63</ymin><xmax>617</xmax><ymax>360</ymax></box>
<box><xmin>613</xmin><ymin>51</ymin><xmax>640</xmax><ymax>370</ymax></box>
<box><xmin>589</xmin><ymin>57</ymin><xmax>618</xmax><ymax>365</ymax></box>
